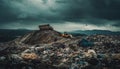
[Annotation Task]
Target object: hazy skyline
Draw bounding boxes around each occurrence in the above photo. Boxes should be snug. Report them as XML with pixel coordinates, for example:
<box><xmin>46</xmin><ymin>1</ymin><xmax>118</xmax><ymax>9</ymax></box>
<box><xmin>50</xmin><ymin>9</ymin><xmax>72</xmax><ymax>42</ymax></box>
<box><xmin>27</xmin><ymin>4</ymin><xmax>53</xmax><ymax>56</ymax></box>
<box><xmin>0</xmin><ymin>0</ymin><xmax>120</xmax><ymax>31</ymax></box>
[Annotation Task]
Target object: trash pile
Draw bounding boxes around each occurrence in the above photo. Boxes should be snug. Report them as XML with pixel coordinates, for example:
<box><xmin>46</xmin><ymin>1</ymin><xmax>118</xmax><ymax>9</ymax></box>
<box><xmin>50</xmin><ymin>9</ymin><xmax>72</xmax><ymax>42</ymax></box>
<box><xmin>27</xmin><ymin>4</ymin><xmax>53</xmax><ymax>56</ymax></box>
<box><xmin>0</xmin><ymin>25</ymin><xmax>120</xmax><ymax>69</ymax></box>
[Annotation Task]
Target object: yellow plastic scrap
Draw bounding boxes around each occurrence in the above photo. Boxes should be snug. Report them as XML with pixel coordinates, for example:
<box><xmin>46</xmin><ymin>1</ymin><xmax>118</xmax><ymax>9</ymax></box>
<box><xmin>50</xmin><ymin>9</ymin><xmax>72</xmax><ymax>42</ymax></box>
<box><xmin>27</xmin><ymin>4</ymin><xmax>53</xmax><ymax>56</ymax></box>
<box><xmin>21</xmin><ymin>53</ymin><xmax>38</xmax><ymax>60</ymax></box>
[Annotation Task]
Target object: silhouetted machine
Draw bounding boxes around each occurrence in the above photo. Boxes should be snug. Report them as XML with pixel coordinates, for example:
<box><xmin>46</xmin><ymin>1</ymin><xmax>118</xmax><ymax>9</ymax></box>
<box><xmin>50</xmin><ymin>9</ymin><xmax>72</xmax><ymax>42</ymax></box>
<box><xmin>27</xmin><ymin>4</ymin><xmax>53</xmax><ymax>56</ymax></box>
<box><xmin>39</xmin><ymin>24</ymin><xmax>54</xmax><ymax>30</ymax></box>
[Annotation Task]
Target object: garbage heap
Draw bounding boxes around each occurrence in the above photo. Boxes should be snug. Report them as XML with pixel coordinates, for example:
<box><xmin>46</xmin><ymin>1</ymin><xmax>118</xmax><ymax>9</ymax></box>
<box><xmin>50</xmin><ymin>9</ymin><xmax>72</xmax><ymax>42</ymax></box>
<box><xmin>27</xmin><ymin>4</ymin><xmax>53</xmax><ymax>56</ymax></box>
<box><xmin>0</xmin><ymin>25</ymin><xmax>120</xmax><ymax>69</ymax></box>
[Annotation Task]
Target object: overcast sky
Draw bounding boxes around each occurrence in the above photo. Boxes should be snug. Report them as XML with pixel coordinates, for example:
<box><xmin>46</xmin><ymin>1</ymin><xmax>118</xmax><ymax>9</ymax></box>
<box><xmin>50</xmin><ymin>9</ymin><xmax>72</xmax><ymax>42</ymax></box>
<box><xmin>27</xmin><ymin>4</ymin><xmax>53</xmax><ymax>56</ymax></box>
<box><xmin>0</xmin><ymin>0</ymin><xmax>120</xmax><ymax>31</ymax></box>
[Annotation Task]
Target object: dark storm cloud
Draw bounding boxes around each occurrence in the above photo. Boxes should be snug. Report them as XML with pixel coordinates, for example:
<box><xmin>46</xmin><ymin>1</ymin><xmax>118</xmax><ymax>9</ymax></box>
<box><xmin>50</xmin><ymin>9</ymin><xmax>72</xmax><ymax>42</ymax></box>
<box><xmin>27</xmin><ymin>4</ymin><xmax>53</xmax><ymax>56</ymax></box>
<box><xmin>112</xmin><ymin>21</ymin><xmax>120</xmax><ymax>27</ymax></box>
<box><xmin>90</xmin><ymin>0</ymin><xmax>120</xmax><ymax>20</ymax></box>
<box><xmin>0</xmin><ymin>0</ymin><xmax>120</xmax><ymax>31</ymax></box>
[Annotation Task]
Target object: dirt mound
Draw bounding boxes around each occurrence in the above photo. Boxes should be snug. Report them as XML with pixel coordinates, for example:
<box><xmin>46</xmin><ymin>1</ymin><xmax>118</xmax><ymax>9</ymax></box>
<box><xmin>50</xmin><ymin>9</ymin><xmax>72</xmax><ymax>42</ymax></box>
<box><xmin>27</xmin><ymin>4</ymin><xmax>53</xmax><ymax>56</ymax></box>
<box><xmin>16</xmin><ymin>24</ymin><xmax>63</xmax><ymax>45</ymax></box>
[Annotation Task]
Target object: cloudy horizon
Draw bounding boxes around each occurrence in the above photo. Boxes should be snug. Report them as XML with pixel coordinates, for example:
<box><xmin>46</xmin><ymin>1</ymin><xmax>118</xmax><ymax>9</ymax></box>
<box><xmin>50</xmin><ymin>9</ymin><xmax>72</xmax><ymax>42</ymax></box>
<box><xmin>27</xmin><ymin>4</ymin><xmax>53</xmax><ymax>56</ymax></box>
<box><xmin>0</xmin><ymin>0</ymin><xmax>120</xmax><ymax>32</ymax></box>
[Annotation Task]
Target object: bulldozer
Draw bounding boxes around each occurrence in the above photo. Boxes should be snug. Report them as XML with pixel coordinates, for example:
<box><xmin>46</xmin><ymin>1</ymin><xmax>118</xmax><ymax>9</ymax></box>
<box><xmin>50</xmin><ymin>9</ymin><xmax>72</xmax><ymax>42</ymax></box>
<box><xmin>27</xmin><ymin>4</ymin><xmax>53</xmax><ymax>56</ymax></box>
<box><xmin>61</xmin><ymin>32</ymin><xmax>73</xmax><ymax>38</ymax></box>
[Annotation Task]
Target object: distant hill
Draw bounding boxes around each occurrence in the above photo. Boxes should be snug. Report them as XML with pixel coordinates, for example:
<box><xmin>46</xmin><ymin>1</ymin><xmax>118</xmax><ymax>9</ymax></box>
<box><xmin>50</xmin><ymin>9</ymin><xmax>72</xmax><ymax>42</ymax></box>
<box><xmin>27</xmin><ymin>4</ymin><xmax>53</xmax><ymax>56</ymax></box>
<box><xmin>0</xmin><ymin>29</ymin><xmax>120</xmax><ymax>42</ymax></box>
<box><xmin>0</xmin><ymin>29</ymin><xmax>32</xmax><ymax>42</ymax></box>
<box><xmin>70</xmin><ymin>30</ymin><xmax>120</xmax><ymax>35</ymax></box>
